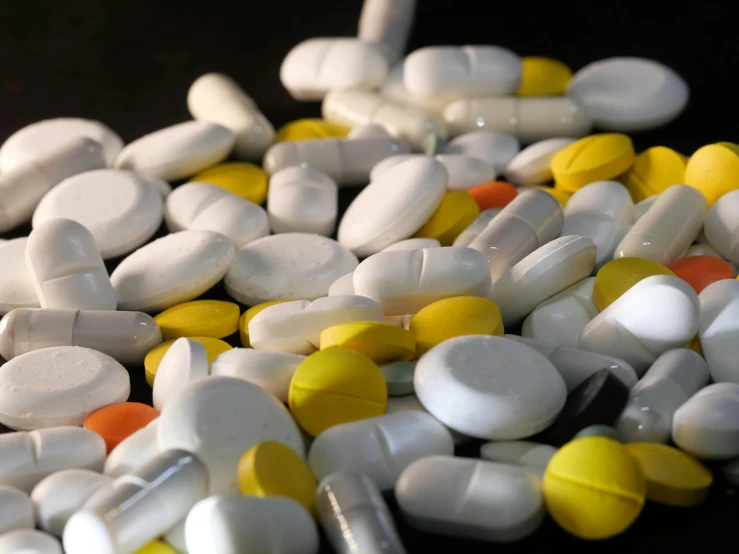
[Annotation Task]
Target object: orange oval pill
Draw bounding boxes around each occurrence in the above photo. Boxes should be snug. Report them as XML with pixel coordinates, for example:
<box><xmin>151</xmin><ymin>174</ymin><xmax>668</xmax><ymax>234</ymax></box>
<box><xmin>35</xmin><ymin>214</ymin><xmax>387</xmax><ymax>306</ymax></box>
<box><xmin>467</xmin><ymin>181</ymin><xmax>518</xmax><ymax>211</ymax></box>
<box><xmin>83</xmin><ymin>402</ymin><xmax>159</xmax><ymax>453</ymax></box>
<box><xmin>667</xmin><ymin>255</ymin><xmax>733</xmax><ymax>294</ymax></box>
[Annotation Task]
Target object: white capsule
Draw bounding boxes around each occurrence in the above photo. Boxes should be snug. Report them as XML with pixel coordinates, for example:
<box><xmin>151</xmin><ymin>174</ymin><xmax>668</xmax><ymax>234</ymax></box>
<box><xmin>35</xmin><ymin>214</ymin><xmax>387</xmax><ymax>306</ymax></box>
<box><xmin>0</xmin><ymin>485</ymin><xmax>34</xmax><ymax>534</ymax></box>
<box><xmin>633</xmin><ymin>194</ymin><xmax>659</xmax><ymax>221</ymax></box>
<box><xmin>479</xmin><ymin>441</ymin><xmax>558</xmax><ymax>478</ymax></box>
<box><xmin>698</xmin><ymin>279</ymin><xmax>739</xmax><ymax>383</ymax></box>
<box><xmin>267</xmin><ymin>166</ymin><xmax>338</xmax><ymax>236</ymax></box>
<box><xmin>452</xmin><ymin>208</ymin><xmax>501</xmax><ymax>248</ymax></box>
<box><xmin>103</xmin><ymin>419</ymin><xmax>160</xmax><ymax>478</ymax></box>
<box><xmin>443</xmin><ymin>130</ymin><xmax>520</xmax><ymax>174</ymax></box>
<box><xmin>357</xmin><ymin>0</ymin><xmax>416</xmax><ymax>64</ymax></box>
<box><xmin>704</xmin><ymin>189</ymin><xmax>739</xmax><ymax>266</ymax></box>
<box><xmin>505</xmin><ymin>138</ymin><xmax>576</xmax><ymax>186</ymax></box>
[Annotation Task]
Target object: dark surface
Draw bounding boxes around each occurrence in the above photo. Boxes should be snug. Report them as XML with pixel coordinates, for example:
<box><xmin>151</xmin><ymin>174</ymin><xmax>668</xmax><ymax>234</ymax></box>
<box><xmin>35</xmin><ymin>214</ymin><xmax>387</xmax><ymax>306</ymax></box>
<box><xmin>2</xmin><ymin>0</ymin><xmax>739</xmax><ymax>551</ymax></box>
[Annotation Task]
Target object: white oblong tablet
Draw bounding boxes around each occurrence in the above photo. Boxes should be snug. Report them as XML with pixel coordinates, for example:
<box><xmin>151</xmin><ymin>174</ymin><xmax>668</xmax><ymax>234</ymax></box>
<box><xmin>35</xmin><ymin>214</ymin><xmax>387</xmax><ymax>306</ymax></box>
<box><xmin>158</xmin><ymin>376</ymin><xmax>304</xmax><ymax>495</ymax></box>
<box><xmin>0</xmin><ymin>485</ymin><xmax>34</xmax><ymax>535</ymax></box>
<box><xmin>338</xmin><ymin>157</ymin><xmax>448</xmax><ymax>257</ymax></box>
<box><xmin>415</xmin><ymin>335</ymin><xmax>566</xmax><ymax>439</ymax></box>
<box><xmin>114</xmin><ymin>121</ymin><xmax>235</xmax><ymax>181</ymax></box>
<box><xmin>152</xmin><ymin>338</ymin><xmax>209</xmax><ymax>411</ymax></box>
<box><xmin>479</xmin><ymin>441</ymin><xmax>557</xmax><ymax>475</ymax></box>
<box><xmin>504</xmin><ymin>138</ymin><xmax>576</xmax><ymax>185</ymax></box>
<box><xmin>32</xmin><ymin>169</ymin><xmax>163</xmax><ymax>259</ymax></box>
<box><xmin>0</xmin><ymin>529</ymin><xmax>62</xmax><ymax>554</ymax></box>
<box><xmin>0</xmin><ymin>238</ymin><xmax>39</xmax><ymax>315</ymax></box>
<box><xmin>267</xmin><ymin>166</ymin><xmax>338</xmax><ymax>236</ymax></box>
<box><xmin>111</xmin><ymin>230</ymin><xmax>235</xmax><ymax>312</ymax></box>
<box><xmin>224</xmin><ymin>233</ymin><xmax>358</xmax><ymax>305</ymax></box>
<box><xmin>0</xmin><ymin>346</ymin><xmax>130</xmax><ymax>430</ymax></box>
<box><xmin>434</xmin><ymin>154</ymin><xmax>495</xmax><ymax>190</ymax></box>
<box><xmin>0</xmin><ymin>118</ymin><xmax>123</xmax><ymax>172</ymax></box>
<box><xmin>368</xmin><ymin>154</ymin><xmax>419</xmax><ymax>181</ymax></box>
<box><xmin>704</xmin><ymin>189</ymin><xmax>739</xmax><ymax>266</ymax></box>
<box><xmin>567</xmin><ymin>57</ymin><xmax>689</xmax><ymax>132</ymax></box>
<box><xmin>328</xmin><ymin>272</ymin><xmax>355</xmax><ymax>296</ymax></box>
<box><xmin>103</xmin><ymin>418</ymin><xmax>160</xmax><ymax>478</ymax></box>
<box><xmin>443</xmin><ymin>130</ymin><xmax>520</xmax><ymax>174</ymax></box>
<box><xmin>698</xmin><ymin>279</ymin><xmax>739</xmax><ymax>384</ymax></box>
<box><xmin>381</xmin><ymin>238</ymin><xmax>441</xmax><ymax>252</ymax></box>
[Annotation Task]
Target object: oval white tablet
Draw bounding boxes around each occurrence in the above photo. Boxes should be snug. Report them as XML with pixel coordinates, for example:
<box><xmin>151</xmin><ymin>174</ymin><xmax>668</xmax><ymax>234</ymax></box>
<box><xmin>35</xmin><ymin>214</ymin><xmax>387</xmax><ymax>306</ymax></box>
<box><xmin>267</xmin><ymin>166</ymin><xmax>338</xmax><ymax>236</ymax></box>
<box><xmin>0</xmin><ymin>529</ymin><xmax>62</xmax><ymax>554</ymax></box>
<box><xmin>434</xmin><ymin>154</ymin><xmax>495</xmax><ymax>190</ymax></box>
<box><xmin>443</xmin><ymin>131</ymin><xmax>520</xmax><ymax>174</ymax></box>
<box><xmin>0</xmin><ymin>238</ymin><xmax>39</xmax><ymax>315</ymax></box>
<box><xmin>381</xmin><ymin>238</ymin><xmax>441</xmax><ymax>252</ymax></box>
<box><xmin>505</xmin><ymin>138</ymin><xmax>577</xmax><ymax>185</ymax></box>
<box><xmin>0</xmin><ymin>485</ymin><xmax>34</xmax><ymax>535</ymax></box>
<box><xmin>152</xmin><ymin>338</ymin><xmax>209</xmax><ymax>411</ymax></box>
<box><xmin>328</xmin><ymin>272</ymin><xmax>355</xmax><ymax>296</ymax></box>
<box><xmin>103</xmin><ymin>418</ymin><xmax>160</xmax><ymax>478</ymax></box>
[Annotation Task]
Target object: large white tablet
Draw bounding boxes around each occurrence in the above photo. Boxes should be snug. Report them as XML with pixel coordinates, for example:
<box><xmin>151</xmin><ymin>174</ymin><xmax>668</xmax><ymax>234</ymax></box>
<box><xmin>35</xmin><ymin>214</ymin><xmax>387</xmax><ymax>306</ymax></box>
<box><xmin>152</xmin><ymin>338</ymin><xmax>209</xmax><ymax>411</ymax></box>
<box><xmin>267</xmin><ymin>166</ymin><xmax>338</xmax><ymax>236</ymax></box>
<box><xmin>443</xmin><ymin>130</ymin><xmax>520</xmax><ymax>174</ymax></box>
<box><xmin>0</xmin><ymin>238</ymin><xmax>39</xmax><ymax>315</ymax></box>
<box><xmin>505</xmin><ymin>138</ymin><xmax>576</xmax><ymax>185</ymax></box>
<box><xmin>369</xmin><ymin>153</ymin><xmax>494</xmax><ymax>191</ymax></box>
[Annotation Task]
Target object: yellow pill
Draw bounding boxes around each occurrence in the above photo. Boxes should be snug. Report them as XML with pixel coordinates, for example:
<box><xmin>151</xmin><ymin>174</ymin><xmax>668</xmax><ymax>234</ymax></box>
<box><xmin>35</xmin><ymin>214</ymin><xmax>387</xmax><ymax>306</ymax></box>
<box><xmin>517</xmin><ymin>56</ymin><xmax>572</xmax><ymax>96</ymax></box>
<box><xmin>543</xmin><ymin>436</ymin><xmax>646</xmax><ymax>540</ymax></box>
<box><xmin>685</xmin><ymin>334</ymin><xmax>703</xmax><ymax>356</ymax></box>
<box><xmin>621</xmin><ymin>146</ymin><xmax>687</xmax><ymax>202</ymax></box>
<box><xmin>593</xmin><ymin>257</ymin><xmax>676</xmax><ymax>311</ymax></box>
<box><xmin>320</xmin><ymin>321</ymin><xmax>415</xmax><ymax>363</ymax></box>
<box><xmin>154</xmin><ymin>300</ymin><xmax>240</xmax><ymax>342</ymax></box>
<box><xmin>238</xmin><ymin>440</ymin><xmax>317</xmax><ymax>515</ymax></box>
<box><xmin>551</xmin><ymin>134</ymin><xmax>636</xmax><ymax>193</ymax></box>
<box><xmin>409</xmin><ymin>296</ymin><xmax>504</xmax><ymax>356</ymax></box>
<box><xmin>716</xmin><ymin>141</ymin><xmax>739</xmax><ymax>156</ymax></box>
<box><xmin>274</xmin><ymin>119</ymin><xmax>350</xmax><ymax>142</ymax></box>
<box><xmin>414</xmin><ymin>190</ymin><xmax>480</xmax><ymax>246</ymax></box>
<box><xmin>239</xmin><ymin>300</ymin><xmax>291</xmax><ymax>347</ymax></box>
<box><xmin>625</xmin><ymin>443</ymin><xmax>712</xmax><ymax>507</ymax></box>
<box><xmin>135</xmin><ymin>541</ymin><xmax>177</xmax><ymax>554</ymax></box>
<box><xmin>536</xmin><ymin>186</ymin><xmax>572</xmax><ymax>207</ymax></box>
<box><xmin>685</xmin><ymin>143</ymin><xmax>739</xmax><ymax>207</ymax></box>
<box><xmin>190</xmin><ymin>162</ymin><xmax>268</xmax><ymax>205</ymax></box>
<box><xmin>144</xmin><ymin>336</ymin><xmax>232</xmax><ymax>386</ymax></box>
<box><xmin>288</xmin><ymin>347</ymin><xmax>387</xmax><ymax>436</ymax></box>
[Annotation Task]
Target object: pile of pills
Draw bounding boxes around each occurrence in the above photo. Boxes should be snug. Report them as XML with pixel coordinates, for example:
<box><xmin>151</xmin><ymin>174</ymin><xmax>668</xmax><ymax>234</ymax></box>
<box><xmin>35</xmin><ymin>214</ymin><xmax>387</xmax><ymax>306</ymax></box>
<box><xmin>1</xmin><ymin>0</ymin><xmax>737</xmax><ymax>552</ymax></box>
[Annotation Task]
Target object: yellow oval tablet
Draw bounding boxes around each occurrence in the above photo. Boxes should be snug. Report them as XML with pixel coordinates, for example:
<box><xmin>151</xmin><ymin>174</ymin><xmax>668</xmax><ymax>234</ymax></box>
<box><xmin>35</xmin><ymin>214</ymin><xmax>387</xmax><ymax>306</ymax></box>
<box><xmin>144</xmin><ymin>336</ymin><xmax>232</xmax><ymax>386</ymax></box>
<box><xmin>552</xmin><ymin>134</ymin><xmax>636</xmax><ymax>192</ymax></box>
<box><xmin>409</xmin><ymin>296</ymin><xmax>504</xmax><ymax>356</ymax></box>
<box><xmin>320</xmin><ymin>321</ymin><xmax>415</xmax><ymax>363</ymax></box>
<box><xmin>593</xmin><ymin>257</ymin><xmax>676</xmax><ymax>311</ymax></box>
<box><xmin>190</xmin><ymin>162</ymin><xmax>268</xmax><ymax>205</ymax></box>
<box><xmin>238</xmin><ymin>440</ymin><xmax>317</xmax><ymax>515</ymax></box>
<box><xmin>517</xmin><ymin>56</ymin><xmax>572</xmax><ymax>96</ymax></box>
<box><xmin>274</xmin><ymin>119</ymin><xmax>350</xmax><ymax>142</ymax></box>
<box><xmin>154</xmin><ymin>300</ymin><xmax>240</xmax><ymax>342</ymax></box>
<box><xmin>288</xmin><ymin>347</ymin><xmax>387</xmax><ymax>436</ymax></box>
<box><xmin>622</xmin><ymin>146</ymin><xmax>687</xmax><ymax>202</ymax></box>
<box><xmin>685</xmin><ymin>143</ymin><xmax>739</xmax><ymax>207</ymax></box>
<box><xmin>536</xmin><ymin>186</ymin><xmax>572</xmax><ymax>207</ymax></box>
<box><xmin>239</xmin><ymin>300</ymin><xmax>291</xmax><ymax>347</ymax></box>
<box><xmin>135</xmin><ymin>541</ymin><xmax>177</xmax><ymax>554</ymax></box>
<box><xmin>414</xmin><ymin>190</ymin><xmax>480</xmax><ymax>246</ymax></box>
<box><xmin>543</xmin><ymin>436</ymin><xmax>646</xmax><ymax>540</ymax></box>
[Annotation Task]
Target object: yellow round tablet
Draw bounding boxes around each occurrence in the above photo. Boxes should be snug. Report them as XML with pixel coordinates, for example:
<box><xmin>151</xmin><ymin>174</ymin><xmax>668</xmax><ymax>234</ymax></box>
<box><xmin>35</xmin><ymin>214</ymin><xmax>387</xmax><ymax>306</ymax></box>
<box><xmin>517</xmin><ymin>56</ymin><xmax>572</xmax><ymax>96</ymax></box>
<box><xmin>409</xmin><ymin>296</ymin><xmax>504</xmax><ymax>356</ymax></box>
<box><xmin>135</xmin><ymin>541</ymin><xmax>177</xmax><ymax>554</ymax></box>
<box><xmin>593</xmin><ymin>257</ymin><xmax>676</xmax><ymax>312</ymax></box>
<box><xmin>414</xmin><ymin>190</ymin><xmax>480</xmax><ymax>246</ymax></box>
<box><xmin>190</xmin><ymin>162</ymin><xmax>268</xmax><ymax>205</ymax></box>
<box><xmin>319</xmin><ymin>321</ymin><xmax>415</xmax><ymax>363</ymax></box>
<box><xmin>685</xmin><ymin>143</ymin><xmax>739</xmax><ymax>207</ymax></box>
<box><xmin>543</xmin><ymin>436</ymin><xmax>646</xmax><ymax>540</ymax></box>
<box><xmin>144</xmin><ymin>336</ymin><xmax>232</xmax><ymax>386</ymax></box>
<box><xmin>239</xmin><ymin>300</ymin><xmax>291</xmax><ymax>347</ymax></box>
<box><xmin>274</xmin><ymin>119</ymin><xmax>350</xmax><ymax>142</ymax></box>
<box><xmin>536</xmin><ymin>186</ymin><xmax>572</xmax><ymax>207</ymax></box>
<box><xmin>625</xmin><ymin>443</ymin><xmax>712</xmax><ymax>507</ymax></box>
<box><xmin>238</xmin><ymin>440</ymin><xmax>317</xmax><ymax>515</ymax></box>
<box><xmin>551</xmin><ymin>134</ymin><xmax>636</xmax><ymax>193</ymax></box>
<box><xmin>621</xmin><ymin>146</ymin><xmax>687</xmax><ymax>202</ymax></box>
<box><xmin>288</xmin><ymin>347</ymin><xmax>387</xmax><ymax>436</ymax></box>
<box><xmin>154</xmin><ymin>300</ymin><xmax>240</xmax><ymax>342</ymax></box>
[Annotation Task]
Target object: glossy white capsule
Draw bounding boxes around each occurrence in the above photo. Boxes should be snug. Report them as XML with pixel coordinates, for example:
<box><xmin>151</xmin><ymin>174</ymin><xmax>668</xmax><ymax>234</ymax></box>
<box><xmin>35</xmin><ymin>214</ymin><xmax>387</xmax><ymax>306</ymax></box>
<box><xmin>267</xmin><ymin>166</ymin><xmax>338</xmax><ymax>236</ymax></box>
<box><xmin>452</xmin><ymin>208</ymin><xmax>501</xmax><ymax>247</ymax></box>
<box><xmin>357</xmin><ymin>0</ymin><xmax>417</xmax><ymax>64</ymax></box>
<box><xmin>103</xmin><ymin>419</ymin><xmax>160</xmax><ymax>478</ymax></box>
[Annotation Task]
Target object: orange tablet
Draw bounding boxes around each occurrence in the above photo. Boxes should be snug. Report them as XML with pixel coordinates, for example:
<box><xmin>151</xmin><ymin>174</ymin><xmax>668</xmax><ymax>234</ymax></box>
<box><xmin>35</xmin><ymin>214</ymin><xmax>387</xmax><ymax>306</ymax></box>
<box><xmin>667</xmin><ymin>255</ymin><xmax>733</xmax><ymax>294</ymax></box>
<box><xmin>84</xmin><ymin>402</ymin><xmax>159</xmax><ymax>453</ymax></box>
<box><xmin>467</xmin><ymin>181</ymin><xmax>518</xmax><ymax>210</ymax></box>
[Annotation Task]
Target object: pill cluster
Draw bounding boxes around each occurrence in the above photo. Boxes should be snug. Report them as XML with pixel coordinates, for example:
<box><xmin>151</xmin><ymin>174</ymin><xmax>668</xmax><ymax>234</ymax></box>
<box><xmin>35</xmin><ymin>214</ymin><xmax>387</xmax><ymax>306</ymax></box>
<box><xmin>0</xmin><ymin>0</ymin><xmax>737</xmax><ymax>552</ymax></box>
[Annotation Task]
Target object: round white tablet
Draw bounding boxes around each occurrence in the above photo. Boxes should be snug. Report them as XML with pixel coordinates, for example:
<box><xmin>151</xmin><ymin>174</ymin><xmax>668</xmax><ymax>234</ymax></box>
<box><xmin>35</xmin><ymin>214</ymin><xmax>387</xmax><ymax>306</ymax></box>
<box><xmin>505</xmin><ymin>138</ymin><xmax>577</xmax><ymax>185</ymax></box>
<box><xmin>225</xmin><ymin>233</ymin><xmax>358</xmax><ymax>305</ymax></box>
<box><xmin>0</xmin><ymin>118</ymin><xmax>123</xmax><ymax>172</ymax></box>
<box><xmin>414</xmin><ymin>335</ymin><xmax>567</xmax><ymax>439</ymax></box>
<box><xmin>32</xmin><ymin>169</ymin><xmax>163</xmax><ymax>259</ymax></box>
<box><xmin>157</xmin><ymin>376</ymin><xmax>304</xmax><ymax>494</ymax></box>
<box><xmin>0</xmin><ymin>346</ymin><xmax>130</xmax><ymax>430</ymax></box>
<box><xmin>111</xmin><ymin>230</ymin><xmax>235</xmax><ymax>312</ymax></box>
<box><xmin>567</xmin><ymin>57</ymin><xmax>689</xmax><ymax>132</ymax></box>
<box><xmin>0</xmin><ymin>529</ymin><xmax>62</xmax><ymax>554</ymax></box>
<box><xmin>152</xmin><ymin>338</ymin><xmax>209</xmax><ymax>411</ymax></box>
<box><xmin>443</xmin><ymin>130</ymin><xmax>520</xmax><ymax>174</ymax></box>
<box><xmin>0</xmin><ymin>238</ymin><xmax>39</xmax><ymax>315</ymax></box>
<box><xmin>0</xmin><ymin>485</ymin><xmax>34</xmax><ymax>535</ymax></box>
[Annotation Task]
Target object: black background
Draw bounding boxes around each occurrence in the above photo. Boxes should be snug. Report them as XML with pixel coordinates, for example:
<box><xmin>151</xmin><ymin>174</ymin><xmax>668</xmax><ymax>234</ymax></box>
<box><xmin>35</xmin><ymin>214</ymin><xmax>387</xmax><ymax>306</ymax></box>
<box><xmin>1</xmin><ymin>0</ymin><xmax>739</xmax><ymax>552</ymax></box>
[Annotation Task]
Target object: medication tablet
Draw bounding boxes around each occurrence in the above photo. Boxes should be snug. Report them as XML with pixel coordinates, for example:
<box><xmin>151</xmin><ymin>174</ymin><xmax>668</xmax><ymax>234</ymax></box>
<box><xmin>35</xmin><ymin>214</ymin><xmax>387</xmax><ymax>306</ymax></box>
<box><xmin>32</xmin><ymin>169</ymin><xmax>163</xmax><ymax>259</ymax></box>
<box><xmin>103</xmin><ymin>419</ymin><xmax>160</xmax><ymax>477</ymax></box>
<box><xmin>704</xmin><ymin>189</ymin><xmax>739</xmax><ymax>265</ymax></box>
<box><xmin>413</xmin><ymin>190</ymin><xmax>479</xmax><ymax>246</ymax></box>
<box><xmin>698</xmin><ymin>279</ymin><xmax>739</xmax><ymax>383</ymax></box>
<box><xmin>622</xmin><ymin>146</ymin><xmax>687</xmax><ymax>202</ymax></box>
<box><xmin>380</xmin><ymin>361</ymin><xmax>416</xmax><ymax>395</ymax></box>
<box><xmin>443</xmin><ymin>130</ymin><xmax>520</xmax><ymax>174</ymax></box>
<box><xmin>543</xmin><ymin>437</ymin><xmax>646</xmax><ymax>539</ymax></box>
<box><xmin>380</xmin><ymin>62</ymin><xmax>451</xmax><ymax>118</ymax></box>
<box><xmin>370</xmin><ymin>154</ymin><xmax>491</xmax><ymax>191</ymax></box>
<box><xmin>111</xmin><ymin>230</ymin><xmax>235</xmax><ymax>312</ymax></box>
<box><xmin>451</xmin><ymin>208</ymin><xmax>501</xmax><ymax>248</ymax></box>
<box><xmin>152</xmin><ymin>338</ymin><xmax>209</xmax><ymax>411</ymax></box>
<box><xmin>288</xmin><ymin>348</ymin><xmax>387</xmax><ymax>437</ymax></box>
<box><xmin>347</xmin><ymin>123</ymin><xmax>392</xmax><ymax>140</ymax></box>
<box><xmin>238</xmin><ymin>300</ymin><xmax>290</xmax><ymax>348</ymax></box>
<box><xmin>189</xmin><ymin>162</ymin><xmax>268</xmax><ymax>205</ymax></box>
<box><xmin>479</xmin><ymin>441</ymin><xmax>557</xmax><ymax>476</ymax></box>
<box><xmin>573</xmin><ymin>425</ymin><xmax>622</xmax><ymax>442</ymax></box>
<box><xmin>26</xmin><ymin>219</ymin><xmax>116</xmax><ymax>311</ymax></box>
<box><xmin>0</xmin><ymin>529</ymin><xmax>62</xmax><ymax>554</ymax></box>
<box><xmin>593</xmin><ymin>257</ymin><xmax>675</xmax><ymax>311</ymax></box>
<box><xmin>381</xmin><ymin>238</ymin><xmax>441</xmax><ymax>252</ymax></box>
<box><xmin>137</xmin><ymin>542</ymin><xmax>177</xmax><ymax>554</ymax></box>
<box><xmin>357</xmin><ymin>0</ymin><xmax>416</xmax><ymax>65</ymax></box>
<box><xmin>685</xmin><ymin>143</ymin><xmax>739</xmax><ymax>206</ymax></box>
<box><xmin>551</xmin><ymin>133</ymin><xmax>635</xmax><ymax>192</ymax></box>
<box><xmin>414</xmin><ymin>335</ymin><xmax>566</xmax><ymax>439</ymax></box>
<box><xmin>0</xmin><ymin>238</ymin><xmax>39</xmax><ymax>315</ymax></box>
<box><xmin>83</xmin><ymin>402</ymin><xmax>159</xmax><ymax>453</ymax></box>
<box><xmin>115</xmin><ymin>121</ymin><xmax>235</xmax><ymax>182</ymax></box>
<box><xmin>274</xmin><ymin>119</ymin><xmax>350</xmax><ymax>142</ymax></box>
<box><xmin>505</xmin><ymin>137</ymin><xmax>576</xmax><ymax>185</ymax></box>
<box><xmin>327</xmin><ymin>273</ymin><xmax>355</xmax><ymax>296</ymax></box>
<box><xmin>667</xmin><ymin>255</ymin><xmax>732</xmax><ymax>294</ymax></box>
<box><xmin>225</xmin><ymin>233</ymin><xmax>358</xmax><ymax>305</ymax></box>
<box><xmin>144</xmin><ymin>337</ymin><xmax>231</xmax><ymax>387</ymax></box>
<box><xmin>0</xmin><ymin>347</ymin><xmax>130</xmax><ymax>430</ymax></box>
<box><xmin>0</xmin><ymin>485</ymin><xmax>34</xmax><ymax>534</ymax></box>
<box><xmin>154</xmin><ymin>300</ymin><xmax>240</xmax><ymax>342</ymax></box>
<box><xmin>396</xmin><ymin>456</ymin><xmax>544</xmax><ymax>542</ymax></box>
<box><xmin>517</xmin><ymin>56</ymin><xmax>572</xmax><ymax>96</ymax></box>
<box><xmin>567</xmin><ymin>57</ymin><xmax>689</xmax><ymax>132</ymax></box>
<box><xmin>467</xmin><ymin>181</ymin><xmax>518</xmax><ymax>210</ymax></box>
<box><xmin>267</xmin><ymin>166</ymin><xmax>338</xmax><ymax>236</ymax></box>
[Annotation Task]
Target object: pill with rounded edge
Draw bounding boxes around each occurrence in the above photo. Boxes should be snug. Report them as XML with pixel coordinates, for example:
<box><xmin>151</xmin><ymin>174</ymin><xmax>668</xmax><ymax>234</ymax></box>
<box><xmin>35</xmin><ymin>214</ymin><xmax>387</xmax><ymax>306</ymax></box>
<box><xmin>704</xmin><ymin>189</ymin><xmax>739</xmax><ymax>265</ymax></box>
<box><xmin>0</xmin><ymin>529</ymin><xmax>62</xmax><ymax>554</ymax></box>
<box><xmin>358</xmin><ymin>0</ymin><xmax>417</xmax><ymax>64</ymax></box>
<box><xmin>103</xmin><ymin>418</ymin><xmax>160</xmax><ymax>478</ymax></box>
<box><xmin>267</xmin><ymin>166</ymin><xmax>338</xmax><ymax>236</ymax></box>
<box><xmin>0</xmin><ymin>485</ymin><xmax>34</xmax><ymax>534</ymax></box>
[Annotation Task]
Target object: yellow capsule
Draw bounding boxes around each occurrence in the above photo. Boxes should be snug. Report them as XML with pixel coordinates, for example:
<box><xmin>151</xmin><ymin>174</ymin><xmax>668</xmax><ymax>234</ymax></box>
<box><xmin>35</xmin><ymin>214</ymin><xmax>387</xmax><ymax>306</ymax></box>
<box><xmin>190</xmin><ymin>162</ymin><xmax>268</xmax><ymax>205</ymax></box>
<box><xmin>135</xmin><ymin>541</ymin><xmax>177</xmax><ymax>554</ymax></box>
<box><xmin>274</xmin><ymin>119</ymin><xmax>350</xmax><ymax>142</ymax></box>
<box><xmin>239</xmin><ymin>300</ymin><xmax>291</xmax><ymax>347</ymax></box>
<box><xmin>592</xmin><ymin>257</ymin><xmax>675</xmax><ymax>311</ymax></box>
<box><xmin>154</xmin><ymin>300</ymin><xmax>240</xmax><ymax>342</ymax></box>
<box><xmin>552</xmin><ymin>134</ymin><xmax>635</xmax><ymax>193</ymax></box>
<box><xmin>414</xmin><ymin>190</ymin><xmax>480</xmax><ymax>246</ymax></box>
<box><xmin>517</xmin><ymin>57</ymin><xmax>572</xmax><ymax>96</ymax></box>
<box><xmin>685</xmin><ymin>143</ymin><xmax>739</xmax><ymax>207</ymax></box>
<box><xmin>144</xmin><ymin>336</ymin><xmax>232</xmax><ymax>386</ymax></box>
<box><xmin>320</xmin><ymin>321</ymin><xmax>415</xmax><ymax>363</ymax></box>
<box><xmin>621</xmin><ymin>146</ymin><xmax>687</xmax><ymax>202</ymax></box>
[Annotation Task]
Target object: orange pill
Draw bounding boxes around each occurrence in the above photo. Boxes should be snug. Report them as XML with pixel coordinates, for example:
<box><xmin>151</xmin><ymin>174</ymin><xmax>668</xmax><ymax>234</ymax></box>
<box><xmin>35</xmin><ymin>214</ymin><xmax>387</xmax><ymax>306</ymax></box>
<box><xmin>83</xmin><ymin>402</ymin><xmax>159</xmax><ymax>453</ymax></box>
<box><xmin>667</xmin><ymin>255</ymin><xmax>733</xmax><ymax>294</ymax></box>
<box><xmin>467</xmin><ymin>181</ymin><xmax>518</xmax><ymax>211</ymax></box>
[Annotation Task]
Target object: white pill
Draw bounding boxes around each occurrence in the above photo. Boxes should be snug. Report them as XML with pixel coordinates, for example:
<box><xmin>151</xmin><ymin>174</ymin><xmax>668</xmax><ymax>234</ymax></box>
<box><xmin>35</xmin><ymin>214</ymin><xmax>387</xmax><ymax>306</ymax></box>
<box><xmin>347</xmin><ymin>123</ymin><xmax>392</xmax><ymax>140</ymax></box>
<box><xmin>0</xmin><ymin>238</ymin><xmax>39</xmax><ymax>315</ymax></box>
<box><xmin>579</xmin><ymin>275</ymin><xmax>700</xmax><ymax>376</ymax></box>
<box><xmin>404</xmin><ymin>45</ymin><xmax>522</xmax><ymax>99</ymax></box>
<box><xmin>31</xmin><ymin>469</ymin><xmax>112</xmax><ymax>538</ymax></box>
<box><xmin>32</xmin><ymin>169</ymin><xmax>163</xmax><ymax>259</ymax></box>
<box><xmin>267</xmin><ymin>166</ymin><xmax>338</xmax><ymax>236</ymax></box>
<box><xmin>0</xmin><ymin>427</ymin><xmax>106</xmax><ymax>492</ymax></box>
<box><xmin>354</xmin><ymin>247</ymin><xmax>492</xmax><ymax>316</ymax></box>
<box><xmin>567</xmin><ymin>57</ymin><xmax>689</xmax><ymax>132</ymax></box>
<box><xmin>384</xmin><ymin>394</ymin><xmax>468</xmax><ymax>445</ymax></box>
<box><xmin>115</xmin><ymin>121</ymin><xmax>235</xmax><ymax>182</ymax></box>
<box><xmin>615</xmin><ymin>184</ymin><xmax>707</xmax><ymax>265</ymax></box>
<box><xmin>704</xmin><ymin>189</ymin><xmax>739</xmax><ymax>266</ymax></box>
<box><xmin>338</xmin><ymin>157</ymin><xmax>447</xmax><ymax>256</ymax></box>
<box><xmin>380</xmin><ymin>62</ymin><xmax>450</xmax><ymax>117</ymax></box>
<box><xmin>328</xmin><ymin>272</ymin><xmax>356</xmax><ymax>296</ymax></box>
<box><xmin>111</xmin><ymin>230</ymin><xmax>235</xmax><ymax>312</ymax></box>
<box><xmin>186</xmin><ymin>496</ymin><xmax>318</xmax><ymax>554</ymax></box>
<box><xmin>165</xmin><ymin>182</ymin><xmax>269</xmax><ymax>248</ymax></box>
<box><xmin>0</xmin><ymin>529</ymin><xmax>62</xmax><ymax>554</ymax></box>
<box><xmin>152</xmin><ymin>338</ymin><xmax>209</xmax><ymax>411</ymax></box>
<box><xmin>443</xmin><ymin>131</ymin><xmax>520</xmax><ymax>174</ymax></box>
<box><xmin>479</xmin><ymin>441</ymin><xmax>557</xmax><ymax>478</ymax></box>
<box><xmin>698</xmin><ymin>279</ymin><xmax>739</xmax><ymax>383</ymax></box>
<box><xmin>0</xmin><ymin>485</ymin><xmax>34</xmax><ymax>534</ymax></box>
<box><xmin>452</xmin><ymin>208</ymin><xmax>501</xmax><ymax>248</ymax></box>
<box><xmin>381</xmin><ymin>238</ymin><xmax>441</xmax><ymax>252</ymax></box>
<box><xmin>369</xmin><ymin>153</ymin><xmax>493</xmax><ymax>190</ymax></box>
<box><xmin>225</xmin><ymin>233</ymin><xmax>358</xmax><ymax>305</ymax></box>
<box><xmin>163</xmin><ymin>520</ymin><xmax>187</xmax><ymax>554</ymax></box>
<box><xmin>280</xmin><ymin>38</ymin><xmax>389</xmax><ymax>101</ymax></box>
<box><xmin>505</xmin><ymin>138</ymin><xmax>576</xmax><ymax>185</ymax></box>
<box><xmin>357</xmin><ymin>0</ymin><xmax>416</xmax><ymax>65</ymax></box>
<box><xmin>103</xmin><ymin>418</ymin><xmax>160</xmax><ymax>478</ymax></box>
<box><xmin>396</xmin><ymin>456</ymin><xmax>545</xmax><ymax>542</ymax></box>
<box><xmin>188</xmin><ymin>72</ymin><xmax>275</xmax><ymax>161</ymax></box>
<box><xmin>444</xmin><ymin>97</ymin><xmax>592</xmax><ymax>142</ymax></box>
<box><xmin>633</xmin><ymin>194</ymin><xmax>659</xmax><ymax>221</ymax></box>
<box><xmin>415</xmin><ymin>335</ymin><xmax>566</xmax><ymax>439</ymax></box>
